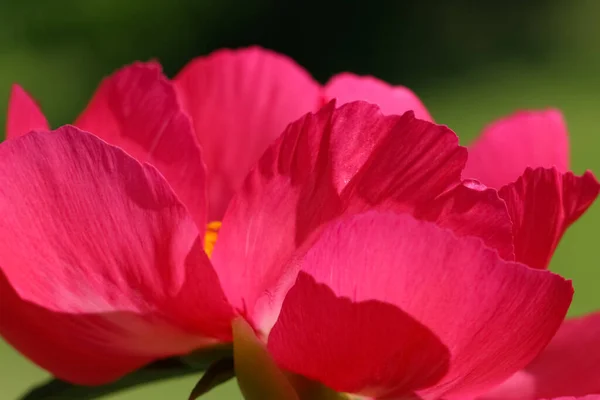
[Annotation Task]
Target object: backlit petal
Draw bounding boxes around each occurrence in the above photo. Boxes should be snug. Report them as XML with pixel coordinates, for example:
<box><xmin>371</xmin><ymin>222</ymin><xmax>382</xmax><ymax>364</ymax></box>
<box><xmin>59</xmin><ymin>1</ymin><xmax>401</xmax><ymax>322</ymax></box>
<box><xmin>324</xmin><ymin>73</ymin><xmax>433</xmax><ymax>121</ymax></box>
<box><xmin>174</xmin><ymin>46</ymin><xmax>321</xmax><ymax>220</ymax></box>
<box><xmin>414</xmin><ymin>180</ymin><xmax>514</xmax><ymax>260</ymax></box>
<box><xmin>499</xmin><ymin>168</ymin><xmax>599</xmax><ymax>269</ymax></box>
<box><xmin>0</xmin><ymin>127</ymin><xmax>232</xmax><ymax>384</ymax></box>
<box><xmin>464</xmin><ymin>110</ymin><xmax>569</xmax><ymax>188</ymax></box>
<box><xmin>213</xmin><ymin>102</ymin><xmax>475</xmax><ymax>333</ymax></box>
<box><xmin>480</xmin><ymin>313</ymin><xmax>600</xmax><ymax>399</ymax></box>
<box><xmin>75</xmin><ymin>61</ymin><xmax>208</xmax><ymax>232</ymax></box>
<box><xmin>338</xmin><ymin>109</ymin><xmax>513</xmax><ymax>259</ymax></box>
<box><xmin>5</xmin><ymin>84</ymin><xmax>49</xmax><ymax>139</ymax></box>
<box><xmin>268</xmin><ymin>212</ymin><xmax>572</xmax><ymax>398</ymax></box>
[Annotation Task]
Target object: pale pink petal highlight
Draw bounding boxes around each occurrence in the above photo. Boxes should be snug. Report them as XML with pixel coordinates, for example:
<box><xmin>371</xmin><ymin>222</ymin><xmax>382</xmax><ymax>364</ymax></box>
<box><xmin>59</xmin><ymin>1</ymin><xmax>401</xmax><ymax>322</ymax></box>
<box><xmin>464</xmin><ymin>109</ymin><xmax>569</xmax><ymax>188</ymax></box>
<box><xmin>324</xmin><ymin>73</ymin><xmax>433</xmax><ymax>121</ymax></box>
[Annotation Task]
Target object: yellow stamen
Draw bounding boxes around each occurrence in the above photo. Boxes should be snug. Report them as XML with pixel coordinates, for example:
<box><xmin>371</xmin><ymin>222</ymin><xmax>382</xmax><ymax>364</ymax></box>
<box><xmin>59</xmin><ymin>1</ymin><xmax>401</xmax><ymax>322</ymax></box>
<box><xmin>204</xmin><ymin>221</ymin><xmax>222</xmax><ymax>258</ymax></box>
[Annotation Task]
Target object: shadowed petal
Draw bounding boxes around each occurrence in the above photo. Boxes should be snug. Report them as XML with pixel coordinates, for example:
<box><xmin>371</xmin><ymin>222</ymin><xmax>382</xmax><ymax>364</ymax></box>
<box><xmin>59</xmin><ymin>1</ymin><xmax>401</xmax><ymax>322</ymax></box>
<box><xmin>174</xmin><ymin>46</ymin><xmax>321</xmax><ymax>220</ymax></box>
<box><xmin>464</xmin><ymin>110</ymin><xmax>569</xmax><ymax>188</ymax></box>
<box><xmin>5</xmin><ymin>84</ymin><xmax>49</xmax><ymax>139</ymax></box>
<box><xmin>212</xmin><ymin>102</ymin><xmax>483</xmax><ymax>333</ymax></box>
<box><xmin>339</xmin><ymin>111</ymin><xmax>513</xmax><ymax>259</ymax></box>
<box><xmin>499</xmin><ymin>167</ymin><xmax>599</xmax><ymax>269</ymax></box>
<box><xmin>75</xmin><ymin>61</ymin><xmax>208</xmax><ymax>233</ymax></box>
<box><xmin>268</xmin><ymin>212</ymin><xmax>572</xmax><ymax>398</ymax></box>
<box><xmin>414</xmin><ymin>180</ymin><xmax>514</xmax><ymax>260</ymax></box>
<box><xmin>0</xmin><ymin>127</ymin><xmax>232</xmax><ymax>385</ymax></box>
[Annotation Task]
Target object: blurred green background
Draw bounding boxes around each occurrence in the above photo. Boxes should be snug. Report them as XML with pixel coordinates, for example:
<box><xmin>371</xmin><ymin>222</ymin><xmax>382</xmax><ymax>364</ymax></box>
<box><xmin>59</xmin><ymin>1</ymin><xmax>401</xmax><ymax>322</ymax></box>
<box><xmin>1</xmin><ymin>0</ymin><xmax>599</xmax><ymax>398</ymax></box>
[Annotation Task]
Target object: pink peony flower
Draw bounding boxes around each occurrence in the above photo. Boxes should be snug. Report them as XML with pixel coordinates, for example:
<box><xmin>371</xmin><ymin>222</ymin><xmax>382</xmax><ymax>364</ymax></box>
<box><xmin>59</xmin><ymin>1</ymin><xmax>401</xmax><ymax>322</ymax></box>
<box><xmin>1</xmin><ymin>47</ymin><xmax>598</xmax><ymax>399</ymax></box>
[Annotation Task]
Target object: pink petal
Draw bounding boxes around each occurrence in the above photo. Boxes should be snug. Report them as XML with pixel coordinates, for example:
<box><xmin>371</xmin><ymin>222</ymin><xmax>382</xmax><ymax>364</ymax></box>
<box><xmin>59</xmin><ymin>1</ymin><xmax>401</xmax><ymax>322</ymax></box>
<box><xmin>338</xmin><ymin>111</ymin><xmax>513</xmax><ymax>259</ymax></box>
<box><xmin>339</xmin><ymin>111</ymin><xmax>466</xmax><ymax>209</ymax></box>
<box><xmin>174</xmin><ymin>46</ymin><xmax>321</xmax><ymax>220</ymax></box>
<box><xmin>211</xmin><ymin>100</ymin><xmax>344</xmax><ymax>334</ymax></box>
<box><xmin>499</xmin><ymin>167</ymin><xmax>600</xmax><ymax>269</ymax></box>
<box><xmin>464</xmin><ymin>110</ymin><xmax>569</xmax><ymax>188</ymax></box>
<box><xmin>212</xmin><ymin>101</ymin><xmax>468</xmax><ymax>333</ymax></box>
<box><xmin>75</xmin><ymin>61</ymin><xmax>208</xmax><ymax>232</ymax></box>
<box><xmin>5</xmin><ymin>84</ymin><xmax>50</xmax><ymax>139</ymax></box>
<box><xmin>541</xmin><ymin>397</ymin><xmax>600</xmax><ymax>400</ymax></box>
<box><xmin>414</xmin><ymin>180</ymin><xmax>514</xmax><ymax>260</ymax></box>
<box><xmin>480</xmin><ymin>313</ymin><xmax>600</xmax><ymax>399</ymax></box>
<box><xmin>267</xmin><ymin>212</ymin><xmax>573</xmax><ymax>398</ymax></box>
<box><xmin>0</xmin><ymin>127</ymin><xmax>232</xmax><ymax>384</ymax></box>
<box><xmin>324</xmin><ymin>73</ymin><xmax>433</xmax><ymax>121</ymax></box>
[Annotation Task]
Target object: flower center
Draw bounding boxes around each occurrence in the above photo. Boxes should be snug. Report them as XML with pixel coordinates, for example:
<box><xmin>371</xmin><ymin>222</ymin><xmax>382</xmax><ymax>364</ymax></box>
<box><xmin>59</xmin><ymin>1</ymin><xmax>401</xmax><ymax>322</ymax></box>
<box><xmin>203</xmin><ymin>221</ymin><xmax>222</xmax><ymax>258</ymax></box>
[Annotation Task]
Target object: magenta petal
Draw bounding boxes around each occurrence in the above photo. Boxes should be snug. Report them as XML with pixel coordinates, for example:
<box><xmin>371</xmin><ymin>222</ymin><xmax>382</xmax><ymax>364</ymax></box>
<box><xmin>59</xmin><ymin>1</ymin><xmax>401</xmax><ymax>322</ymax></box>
<box><xmin>414</xmin><ymin>180</ymin><xmax>514</xmax><ymax>260</ymax></box>
<box><xmin>267</xmin><ymin>212</ymin><xmax>572</xmax><ymax>398</ymax></box>
<box><xmin>0</xmin><ymin>127</ymin><xmax>232</xmax><ymax>384</ymax></box>
<box><xmin>174</xmin><ymin>46</ymin><xmax>321</xmax><ymax>220</ymax></box>
<box><xmin>212</xmin><ymin>101</ymin><xmax>460</xmax><ymax>333</ymax></box>
<box><xmin>340</xmin><ymin>110</ymin><xmax>466</xmax><ymax>209</ymax></box>
<box><xmin>1</xmin><ymin>272</ymin><xmax>186</xmax><ymax>385</ymax></box>
<box><xmin>75</xmin><ymin>61</ymin><xmax>208</xmax><ymax>232</ymax></box>
<box><xmin>339</xmin><ymin>109</ymin><xmax>513</xmax><ymax>257</ymax></box>
<box><xmin>499</xmin><ymin>167</ymin><xmax>600</xmax><ymax>269</ymax></box>
<box><xmin>324</xmin><ymin>73</ymin><xmax>433</xmax><ymax>121</ymax></box>
<box><xmin>271</xmin><ymin>271</ymin><xmax>450</xmax><ymax>398</ymax></box>
<box><xmin>5</xmin><ymin>84</ymin><xmax>50</xmax><ymax>139</ymax></box>
<box><xmin>541</xmin><ymin>397</ymin><xmax>600</xmax><ymax>400</ymax></box>
<box><xmin>481</xmin><ymin>313</ymin><xmax>600</xmax><ymax>399</ymax></box>
<box><xmin>464</xmin><ymin>110</ymin><xmax>569</xmax><ymax>188</ymax></box>
<box><xmin>214</xmin><ymin>101</ymin><xmax>517</xmax><ymax>333</ymax></box>
<box><xmin>211</xmin><ymin>101</ymin><xmax>344</xmax><ymax>333</ymax></box>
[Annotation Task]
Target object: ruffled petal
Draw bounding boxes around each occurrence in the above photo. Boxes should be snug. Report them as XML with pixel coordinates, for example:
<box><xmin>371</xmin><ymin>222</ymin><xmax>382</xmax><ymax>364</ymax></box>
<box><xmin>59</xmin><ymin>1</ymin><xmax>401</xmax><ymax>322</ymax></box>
<box><xmin>5</xmin><ymin>84</ymin><xmax>49</xmax><ymax>139</ymax></box>
<box><xmin>464</xmin><ymin>110</ymin><xmax>569</xmax><ymax>188</ymax></box>
<box><xmin>212</xmin><ymin>101</ymin><xmax>476</xmax><ymax>333</ymax></box>
<box><xmin>414</xmin><ymin>180</ymin><xmax>514</xmax><ymax>260</ymax></box>
<box><xmin>267</xmin><ymin>212</ymin><xmax>572</xmax><ymax>398</ymax></box>
<box><xmin>324</xmin><ymin>73</ymin><xmax>433</xmax><ymax>121</ymax></box>
<box><xmin>479</xmin><ymin>313</ymin><xmax>600</xmax><ymax>399</ymax></box>
<box><xmin>0</xmin><ymin>127</ymin><xmax>232</xmax><ymax>384</ymax></box>
<box><xmin>174</xmin><ymin>46</ymin><xmax>321</xmax><ymax>220</ymax></box>
<box><xmin>339</xmin><ymin>110</ymin><xmax>513</xmax><ymax>258</ymax></box>
<box><xmin>75</xmin><ymin>61</ymin><xmax>208</xmax><ymax>232</ymax></box>
<box><xmin>499</xmin><ymin>168</ymin><xmax>599</xmax><ymax>269</ymax></box>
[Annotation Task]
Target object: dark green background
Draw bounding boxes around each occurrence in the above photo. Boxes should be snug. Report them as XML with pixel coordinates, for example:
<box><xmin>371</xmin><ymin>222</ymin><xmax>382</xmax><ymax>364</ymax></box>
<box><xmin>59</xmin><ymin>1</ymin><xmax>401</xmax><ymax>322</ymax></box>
<box><xmin>1</xmin><ymin>1</ymin><xmax>599</xmax><ymax>398</ymax></box>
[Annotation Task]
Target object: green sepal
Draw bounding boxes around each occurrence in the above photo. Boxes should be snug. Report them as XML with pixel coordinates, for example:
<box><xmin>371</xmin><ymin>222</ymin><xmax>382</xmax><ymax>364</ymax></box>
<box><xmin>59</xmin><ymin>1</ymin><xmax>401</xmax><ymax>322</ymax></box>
<box><xmin>287</xmin><ymin>374</ymin><xmax>350</xmax><ymax>400</ymax></box>
<box><xmin>232</xmin><ymin>317</ymin><xmax>299</xmax><ymax>400</ymax></box>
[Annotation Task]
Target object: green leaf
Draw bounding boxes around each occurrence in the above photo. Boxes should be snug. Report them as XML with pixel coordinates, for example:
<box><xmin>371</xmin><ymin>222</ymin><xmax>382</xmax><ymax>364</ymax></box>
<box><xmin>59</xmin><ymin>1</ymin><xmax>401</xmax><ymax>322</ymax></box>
<box><xmin>232</xmin><ymin>317</ymin><xmax>299</xmax><ymax>400</ymax></box>
<box><xmin>180</xmin><ymin>344</ymin><xmax>233</xmax><ymax>369</ymax></box>
<box><xmin>19</xmin><ymin>348</ymin><xmax>233</xmax><ymax>400</ymax></box>
<box><xmin>188</xmin><ymin>357</ymin><xmax>235</xmax><ymax>399</ymax></box>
